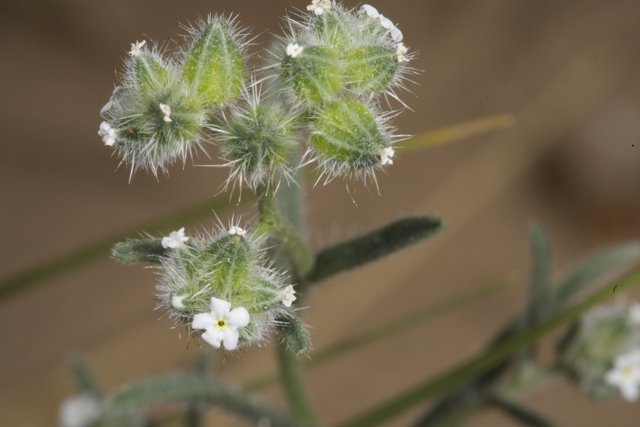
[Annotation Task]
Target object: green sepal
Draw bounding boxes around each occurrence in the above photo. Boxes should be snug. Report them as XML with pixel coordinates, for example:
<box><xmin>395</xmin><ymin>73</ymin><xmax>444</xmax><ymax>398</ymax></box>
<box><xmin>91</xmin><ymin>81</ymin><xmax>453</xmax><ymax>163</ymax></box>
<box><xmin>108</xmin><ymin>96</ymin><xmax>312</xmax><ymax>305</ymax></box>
<box><xmin>182</xmin><ymin>19</ymin><xmax>245</xmax><ymax>107</ymax></box>
<box><xmin>344</xmin><ymin>45</ymin><xmax>398</xmax><ymax>94</ymax></box>
<box><xmin>279</xmin><ymin>314</ymin><xmax>312</xmax><ymax>356</ymax></box>
<box><xmin>281</xmin><ymin>45</ymin><xmax>342</xmax><ymax>106</ymax></box>
<box><xmin>112</xmin><ymin>239</ymin><xmax>166</xmax><ymax>264</ymax></box>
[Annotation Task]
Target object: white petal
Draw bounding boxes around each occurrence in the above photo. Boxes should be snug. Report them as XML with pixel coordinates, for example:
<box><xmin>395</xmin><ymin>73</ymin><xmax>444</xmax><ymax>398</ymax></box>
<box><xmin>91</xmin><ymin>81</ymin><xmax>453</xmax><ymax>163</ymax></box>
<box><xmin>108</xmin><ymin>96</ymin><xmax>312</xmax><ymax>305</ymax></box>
<box><xmin>222</xmin><ymin>327</ymin><xmax>240</xmax><ymax>350</ymax></box>
<box><xmin>390</xmin><ymin>26</ymin><xmax>403</xmax><ymax>43</ymax></box>
<box><xmin>58</xmin><ymin>395</ymin><xmax>102</xmax><ymax>427</ymax></box>
<box><xmin>210</xmin><ymin>297</ymin><xmax>231</xmax><ymax>316</ymax></box>
<box><xmin>361</xmin><ymin>4</ymin><xmax>379</xmax><ymax>18</ymax></box>
<box><xmin>379</xmin><ymin>15</ymin><xmax>394</xmax><ymax>30</ymax></box>
<box><xmin>202</xmin><ymin>328</ymin><xmax>223</xmax><ymax>348</ymax></box>
<box><xmin>192</xmin><ymin>313</ymin><xmax>215</xmax><ymax>330</ymax></box>
<box><xmin>161</xmin><ymin>236</ymin><xmax>177</xmax><ymax>249</ymax></box>
<box><xmin>620</xmin><ymin>383</ymin><xmax>640</xmax><ymax>401</ymax></box>
<box><xmin>227</xmin><ymin>307</ymin><xmax>250</xmax><ymax>328</ymax></box>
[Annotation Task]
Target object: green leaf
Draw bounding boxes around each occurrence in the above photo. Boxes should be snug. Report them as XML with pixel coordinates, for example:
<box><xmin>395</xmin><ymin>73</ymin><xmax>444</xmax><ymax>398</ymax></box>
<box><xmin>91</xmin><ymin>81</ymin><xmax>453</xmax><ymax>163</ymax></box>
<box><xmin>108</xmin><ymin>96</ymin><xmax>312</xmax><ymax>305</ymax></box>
<box><xmin>335</xmin><ymin>269</ymin><xmax>640</xmax><ymax>427</ymax></box>
<box><xmin>490</xmin><ymin>395</ymin><xmax>558</xmax><ymax>427</ymax></box>
<box><xmin>527</xmin><ymin>222</ymin><xmax>551</xmax><ymax>320</ymax></box>
<box><xmin>279</xmin><ymin>314</ymin><xmax>312</xmax><ymax>356</ymax></box>
<box><xmin>112</xmin><ymin>239</ymin><xmax>166</xmax><ymax>264</ymax></box>
<box><xmin>242</xmin><ymin>281</ymin><xmax>510</xmax><ymax>393</ymax></box>
<box><xmin>69</xmin><ymin>356</ymin><xmax>101</xmax><ymax>397</ymax></box>
<box><xmin>307</xmin><ymin>217</ymin><xmax>442</xmax><ymax>283</ymax></box>
<box><xmin>553</xmin><ymin>243</ymin><xmax>640</xmax><ymax>305</ymax></box>
<box><xmin>107</xmin><ymin>375</ymin><xmax>298</xmax><ymax>427</ymax></box>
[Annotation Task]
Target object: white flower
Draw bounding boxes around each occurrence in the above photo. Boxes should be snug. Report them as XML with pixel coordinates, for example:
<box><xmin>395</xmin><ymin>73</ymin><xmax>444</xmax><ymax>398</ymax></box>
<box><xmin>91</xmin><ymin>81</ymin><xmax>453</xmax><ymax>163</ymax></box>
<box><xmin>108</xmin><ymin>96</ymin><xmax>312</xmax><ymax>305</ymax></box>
<box><xmin>396</xmin><ymin>42</ymin><xmax>409</xmax><ymax>63</ymax></box>
<box><xmin>378</xmin><ymin>14</ymin><xmax>394</xmax><ymax>30</ymax></box>
<box><xmin>98</xmin><ymin>121</ymin><xmax>116</xmax><ymax>146</ymax></box>
<box><xmin>58</xmin><ymin>394</ymin><xmax>102</xmax><ymax>427</ymax></box>
<box><xmin>379</xmin><ymin>146</ymin><xmax>395</xmax><ymax>166</ymax></box>
<box><xmin>390</xmin><ymin>26</ymin><xmax>404</xmax><ymax>43</ymax></box>
<box><xmin>286</xmin><ymin>43</ymin><xmax>304</xmax><ymax>58</ymax></box>
<box><xmin>161</xmin><ymin>227</ymin><xmax>189</xmax><ymax>249</ymax></box>
<box><xmin>605</xmin><ymin>350</ymin><xmax>640</xmax><ymax>401</ymax></box>
<box><xmin>629</xmin><ymin>304</ymin><xmax>640</xmax><ymax>326</ymax></box>
<box><xmin>307</xmin><ymin>0</ymin><xmax>332</xmax><ymax>15</ymax></box>
<box><xmin>171</xmin><ymin>294</ymin><xmax>187</xmax><ymax>309</ymax></box>
<box><xmin>360</xmin><ymin>4</ymin><xmax>380</xmax><ymax>19</ymax></box>
<box><xmin>129</xmin><ymin>40</ymin><xmax>146</xmax><ymax>57</ymax></box>
<box><xmin>192</xmin><ymin>297</ymin><xmax>250</xmax><ymax>350</ymax></box>
<box><xmin>228</xmin><ymin>225</ymin><xmax>247</xmax><ymax>236</ymax></box>
<box><xmin>159</xmin><ymin>103</ymin><xmax>172</xmax><ymax>123</ymax></box>
<box><xmin>279</xmin><ymin>285</ymin><xmax>296</xmax><ymax>307</ymax></box>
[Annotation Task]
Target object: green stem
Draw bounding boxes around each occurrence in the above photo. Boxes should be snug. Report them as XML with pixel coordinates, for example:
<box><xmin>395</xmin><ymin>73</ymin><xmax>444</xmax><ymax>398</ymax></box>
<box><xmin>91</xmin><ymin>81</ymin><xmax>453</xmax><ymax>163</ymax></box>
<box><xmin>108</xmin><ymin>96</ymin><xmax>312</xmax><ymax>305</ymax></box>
<box><xmin>277</xmin><ymin>342</ymin><xmax>319</xmax><ymax>427</ymax></box>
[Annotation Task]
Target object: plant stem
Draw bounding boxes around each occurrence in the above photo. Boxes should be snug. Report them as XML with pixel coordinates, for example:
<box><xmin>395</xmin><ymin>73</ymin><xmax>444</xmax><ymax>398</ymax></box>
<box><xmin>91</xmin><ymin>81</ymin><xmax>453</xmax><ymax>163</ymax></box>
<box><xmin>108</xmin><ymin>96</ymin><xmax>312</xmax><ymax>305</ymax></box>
<box><xmin>277</xmin><ymin>341</ymin><xmax>319</xmax><ymax>427</ymax></box>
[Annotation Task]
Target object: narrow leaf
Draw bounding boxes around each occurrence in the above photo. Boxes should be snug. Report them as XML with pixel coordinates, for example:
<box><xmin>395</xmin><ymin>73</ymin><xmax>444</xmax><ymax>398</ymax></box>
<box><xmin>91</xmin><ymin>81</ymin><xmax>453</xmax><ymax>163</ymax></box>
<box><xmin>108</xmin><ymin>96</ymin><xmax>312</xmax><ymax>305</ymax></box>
<box><xmin>490</xmin><ymin>395</ymin><xmax>558</xmax><ymax>427</ymax></box>
<box><xmin>70</xmin><ymin>356</ymin><xmax>101</xmax><ymax>397</ymax></box>
<box><xmin>400</xmin><ymin>114</ymin><xmax>514</xmax><ymax>154</ymax></box>
<box><xmin>112</xmin><ymin>239</ymin><xmax>166</xmax><ymax>264</ymax></box>
<box><xmin>553</xmin><ymin>243</ymin><xmax>640</xmax><ymax>305</ymax></box>
<box><xmin>307</xmin><ymin>217</ymin><xmax>442</xmax><ymax>283</ymax></box>
<box><xmin>336</xmin><ymin>269</ymin><xmax>640</xmax><ymax>427</ymax></box>
<box><xmin>242</xmin><ymin>281</ymin><xmax>510</xmax><ymax>392</ymax></box>
<box><xmin>108</xmin><ymin>375</ymin><xmax>298</xmax><ymax>427</ymax></box>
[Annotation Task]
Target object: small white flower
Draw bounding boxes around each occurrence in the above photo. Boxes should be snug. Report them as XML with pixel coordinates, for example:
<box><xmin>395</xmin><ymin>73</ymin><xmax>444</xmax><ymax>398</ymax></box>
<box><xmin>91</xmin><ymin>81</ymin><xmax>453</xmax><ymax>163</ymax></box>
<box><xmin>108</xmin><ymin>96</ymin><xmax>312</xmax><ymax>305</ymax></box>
<box><xmin>279</xmin><ymin>285</ymin><xmax>296</xmax><ymax>307</ymax></box>
<box><xmin>390</xmin><ymin>26</ymin><xmax>404</xmax><ymax>43</ymax></box>
<box><xmin>161</xmin><ymin>227</ymin><xmax>189</xmax><ymax>249</ymax></box>
<box><xmin>159</xmin><ymin>103</ymin><xmax>172</xmax><ymax>123</ymax></box>
<box><xmin>360</xmin><ymin>4</ymin><xmax>380</xmax><ymax>19</ymax></box>
<box><xmin>605</xmin><ymin>350</ymin><xmax>640</xmax><ymax>401</ymax></box>
<box><xmin>379</xmin><ymin>146</ymin><xmax>395</xmax><ymax>166</ymax></box>
<box><xmin>171</xmin><ymin>294</ymin><xmax>187</xmax><ymax>309</ymax></box>
<box><xmin>396</xmin><ymin>42</ymin><xmax>409</xmax><ymax>63</ymax></box>
<box><xmin>58</xmin><ymin>394</ymin><xmax>102</xmax><ymax>427</ymax></box>
<box><xmin>379</xmin><ymin>14</ymin><xmax>394</xmax><ymax>30</ymax></box>
<box><xmin>192</xmin><ymin>297</ymin><xmax>250</xmax><ymax>350</ymax></box>
<box><xmin>129</xmin><ymin>40</ymin><xmax>146</xmax><ymax>57</ymax></box>
<box><xmin>629</xmin><ymin>304</ymin><xmax>640</xmax><ymax>326</ymax></box>
<box><xmin>307</xmin><ymin>0</ymin><xmax>332</xmax><ymax>15</ymax></box>
<box><xmin>286</xmin><ymin>43</ymin><xmax>304</xmax><ymax>58</ymax></box>
<box><xmin>98</xmin><ymin>121</ymin><xmax>116</xmax><ymax>146</ymax></box>
<box><xmin>228</xmin><ymin>225</ymin><xmax>247</xmax><ymax>236</ymax></box>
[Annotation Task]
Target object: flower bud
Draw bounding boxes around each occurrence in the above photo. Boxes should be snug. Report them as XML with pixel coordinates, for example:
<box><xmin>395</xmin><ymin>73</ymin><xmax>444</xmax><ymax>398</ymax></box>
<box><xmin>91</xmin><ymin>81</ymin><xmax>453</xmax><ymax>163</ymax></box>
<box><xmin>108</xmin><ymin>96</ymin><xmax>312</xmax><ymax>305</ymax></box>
<box><xmin>216</xmin><ymin>85</ymin><xmax>299</xmax><ymax>191</ymax></box>
<box><xmin>309</xmin><ymin>98</ymin><xmax>396</xmax><ymax>182</ymax></box>
<box><xmin>125</xmin><ymin>44</ymin><xmax>171</xmax><ymax>93</ymax></box>
<box><xmin>181</xmin><ymin>16</ymin><xmax>247</xmax><ymax>108</ymax></box>
<box><xmin>344</xmin><ymin>45</ymin><xmax>399</xmax><ymax>94</ymax></box>
<box><xmin>156</xmin><ymin>224</ymin><xmax>294</xmax><ymax>349</ymax></box>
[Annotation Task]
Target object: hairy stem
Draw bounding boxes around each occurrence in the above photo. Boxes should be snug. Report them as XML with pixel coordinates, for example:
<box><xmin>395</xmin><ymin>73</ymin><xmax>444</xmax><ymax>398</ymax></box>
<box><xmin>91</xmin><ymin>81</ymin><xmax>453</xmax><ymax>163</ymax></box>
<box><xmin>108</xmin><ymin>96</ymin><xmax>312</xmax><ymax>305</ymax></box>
<box><xmin>277</xmin><ymin>342</ymin><xmax>319</xmax><ymax>427</ymax></box>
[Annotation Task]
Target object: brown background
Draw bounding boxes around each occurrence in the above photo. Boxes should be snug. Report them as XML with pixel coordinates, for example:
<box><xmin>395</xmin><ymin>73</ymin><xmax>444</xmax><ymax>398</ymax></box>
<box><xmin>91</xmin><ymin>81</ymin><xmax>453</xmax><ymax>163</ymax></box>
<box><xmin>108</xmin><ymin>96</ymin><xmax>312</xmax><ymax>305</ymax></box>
<box><xmin>2</xmin><ymin>0</ymin><xmax>640</xmax><ymax>425</ymax></box>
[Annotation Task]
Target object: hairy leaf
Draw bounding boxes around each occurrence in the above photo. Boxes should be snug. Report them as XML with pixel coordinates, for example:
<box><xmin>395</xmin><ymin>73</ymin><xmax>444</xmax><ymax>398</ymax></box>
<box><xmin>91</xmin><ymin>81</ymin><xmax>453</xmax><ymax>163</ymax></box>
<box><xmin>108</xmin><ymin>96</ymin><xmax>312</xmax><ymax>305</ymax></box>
<box><xmin>112</xmin><ymin>239</ymin><xmax>166</xmax><ymax>264</ymax></box>
<box><xmin>490</xmin><ymin>395</ymin><xmax>558</xmax><ymax>427</ymax></box>
<box><xmin>307</xmin><ymin>217</ymin><xmax>442</xmax><ymax>283</ymax></box>
<box><xmin>279</xmin><ymin>314</ymin><xmax>312</xmax><ymax>356</ymax></box>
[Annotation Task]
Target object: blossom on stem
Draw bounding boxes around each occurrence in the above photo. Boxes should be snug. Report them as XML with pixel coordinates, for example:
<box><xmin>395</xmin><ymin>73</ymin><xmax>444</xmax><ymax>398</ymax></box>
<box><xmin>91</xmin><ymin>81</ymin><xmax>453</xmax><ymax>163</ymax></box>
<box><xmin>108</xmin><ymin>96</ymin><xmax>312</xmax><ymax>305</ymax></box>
<box><xmin>379</xmin><ymin>147</ymin><xmax>395</xmax><ymax>166</ymax></box>
<box><xmin>396</xmin><ymin>42</ymin><xmax>409</xmax><ymax>63</ymax></box>
<box><xmin>228</xmin><ymin>225</ymin><xmax>247</xmax><ymax>236</ymax></box>
<box><xmin>159</xmin><ymin>103</ymin><xmax>172</xmax><ymax>123</ymax></box>
<box><xmin>161</xmin><ymin>227</ymin><xmax>189</xmax><ymax>249</ymax></box>
<box><xmin>98</xmin><ymin>121</ymin><xmax>116</xmax><ymax>146</ymax></box>
<box><xmin>192</xmin><ymin>297</ymin><xmax>250</xmax><ymax>350</ymax></box>
<box><xmin>286</xmin><ymin>43</ymin><xmax>304</xmax><ymax>58</ymax></box>
<box><xmin>605</xmin><ymin>350</ymin><xmax>640</xmax><ymax>401</ymax></box>
<box><xmin>307</xmin><ymin>0</ymin><xmax>332</xmax><ymax>15</ymax></box>
<box><xmin>129</xmin><ymin>40</ymin><xmax>146</xmax><ymax>57</ymax></box>
<box><xmin>279</xmin><ymin>285</ymin><xmax>296</xmax><ymax>307</ymax></box>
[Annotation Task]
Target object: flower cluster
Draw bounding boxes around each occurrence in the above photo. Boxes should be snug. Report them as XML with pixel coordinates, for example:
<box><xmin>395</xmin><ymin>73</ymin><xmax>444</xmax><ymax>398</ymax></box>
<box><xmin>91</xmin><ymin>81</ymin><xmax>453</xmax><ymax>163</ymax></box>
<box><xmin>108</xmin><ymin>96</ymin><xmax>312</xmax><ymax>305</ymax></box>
<box><xmin>98</xmin><ymin>16</ymin><xmax>249</xmax><ymax>176</ymax></box>
<box><xmin>561</xmin><ymin>300</ymin><xmax>640</xmax><ymax>401</ymax></box>
<box><xmin>155</xmin><ymin>225</ymin><xmax>297</xmax><ymax>350</ymax></box>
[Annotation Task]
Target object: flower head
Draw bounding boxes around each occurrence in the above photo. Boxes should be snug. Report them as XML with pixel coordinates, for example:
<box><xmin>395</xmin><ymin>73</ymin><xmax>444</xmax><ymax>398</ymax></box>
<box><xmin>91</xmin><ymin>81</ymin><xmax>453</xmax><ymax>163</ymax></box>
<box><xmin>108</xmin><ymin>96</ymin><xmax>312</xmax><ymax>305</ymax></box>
<box><xmin>129</xmin><ymin>40</ymin><xmax>146</xmax><ymax>57</ymax></box>
<box><xmin>286</xmin><ymin>43</ymin><xmax>304</xmax><ymax>58</ymax></box>
<box><xmin>228</xmin><ymin>225</ymin><xmax>247</xmax><ymax>236</ymax></box>
<box><xmin>605</xmin><ymin>350</ymin><xmax>640</xmax><ymax>401</ymax></box>
<box><xmin>396</xmin><ymin>42</ymin><xmax>409</xmax><ymax>63</ymax></box>
<box><xmin>58</xmin><ymin>394</ymin><xmax>102</xmax><ymax>427</ymax></box>
<box><xmin>360</xmin><ymin>4</ymin><xmax>380</xmax><ymax>19</ymax></box>
<box><xmin>192</xmin><ymin>297</ymin><xmax>250</xmax><ymax>350</ymax></box>
<box><xmin>161</xmin><ymin>227</ymin><xmax>189</xmax><ymax>249</ymax></box>
<box><xmin>307</xmin><ymin>0</ymin><xmax>332</xmax><ymax>15</ymax></box>
<box><xmin>98</xmin><ymin>121</ymin><xmax>116</xmax><ymax>146</ymax></box>
<box><xmin>280</xmin><ymin>285</ymin><xmax>296</xmax><ymax>307</ymax></box>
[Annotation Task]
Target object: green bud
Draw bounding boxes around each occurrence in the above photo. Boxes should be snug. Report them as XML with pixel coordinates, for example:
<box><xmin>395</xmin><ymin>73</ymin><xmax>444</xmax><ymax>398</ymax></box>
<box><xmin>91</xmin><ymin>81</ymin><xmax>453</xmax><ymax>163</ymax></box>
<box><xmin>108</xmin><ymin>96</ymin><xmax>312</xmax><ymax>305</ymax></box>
<box><xmin>310</xmin><ymin>98</ymin><xmax>392</xmax><ymax>180</ymax></box>
<box><xmin>128</xmin><ymin>52</ymin><xmax>171</xmax><ymax>93</ymax></box>
<box><xmin>182</xmin><ymin>17</ymin><xmax>246</xmax><ymax>107</ymax></box>
<box><xmin>281</xmin><ymin>45</ymin><xmax>342</xmax><ymax>106</ymax></box>
<box><xmin>344</xmin><ymin>45</ymin><xmax>398</xmax><ymax>94</ymax></box>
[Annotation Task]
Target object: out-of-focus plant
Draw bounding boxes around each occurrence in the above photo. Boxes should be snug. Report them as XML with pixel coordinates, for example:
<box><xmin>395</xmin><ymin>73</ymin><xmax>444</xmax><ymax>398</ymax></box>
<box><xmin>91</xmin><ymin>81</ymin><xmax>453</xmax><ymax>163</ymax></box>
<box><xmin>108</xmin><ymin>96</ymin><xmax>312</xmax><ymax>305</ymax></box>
<box><xmin>56</xmin><ymin>2</ymin><xmax>640</xmax><ymax>427</ymax></box>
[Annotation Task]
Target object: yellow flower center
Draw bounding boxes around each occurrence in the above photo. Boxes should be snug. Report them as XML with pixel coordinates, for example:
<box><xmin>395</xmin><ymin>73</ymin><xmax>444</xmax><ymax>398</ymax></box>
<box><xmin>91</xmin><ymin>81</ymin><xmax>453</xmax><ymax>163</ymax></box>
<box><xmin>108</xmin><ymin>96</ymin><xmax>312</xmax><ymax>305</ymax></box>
<box><xmin>217</xmin><ymin>320</ymin><xmax>226</xmax><ymax>328</ymax></box>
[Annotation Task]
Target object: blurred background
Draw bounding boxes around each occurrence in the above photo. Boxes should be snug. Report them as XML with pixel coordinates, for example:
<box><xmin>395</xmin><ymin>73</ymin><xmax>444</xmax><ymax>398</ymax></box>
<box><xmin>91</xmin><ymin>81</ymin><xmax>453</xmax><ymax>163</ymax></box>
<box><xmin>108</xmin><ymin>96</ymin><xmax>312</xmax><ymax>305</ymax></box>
<box><xmin>2</xmin><ymin>0</ymin><xmax>640</xmax><ymax>425</ymax></box>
